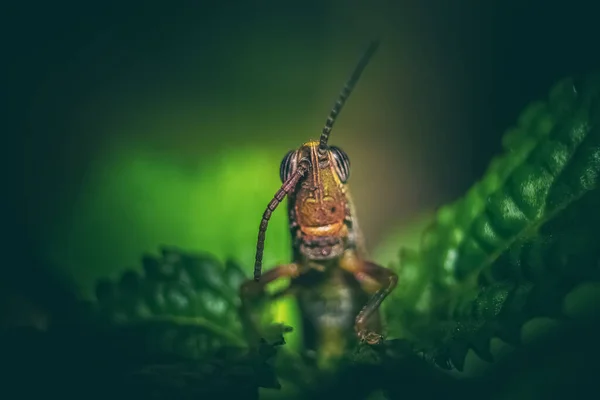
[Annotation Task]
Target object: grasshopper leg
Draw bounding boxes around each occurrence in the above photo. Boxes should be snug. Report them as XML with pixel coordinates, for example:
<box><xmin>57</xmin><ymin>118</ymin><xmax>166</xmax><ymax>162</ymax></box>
<box><xmin>340</xmin><ymin>251</ymin><xmax>398</xmax><ymax>345</ymax></box>
<box><xmin>239</xmin><ymin>263</ymin><xmax>300</xmax><ymax>343</ymax></box>
<box><xmin>240</xmin><ymin>263</ymin><xmax>300</xmax><ymax>298</ymax></box>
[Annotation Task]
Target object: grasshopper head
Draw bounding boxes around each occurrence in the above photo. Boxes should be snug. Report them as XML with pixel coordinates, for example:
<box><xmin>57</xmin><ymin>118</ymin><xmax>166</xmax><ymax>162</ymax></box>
<box><xmin>253</xmin><ymin>40</ymin><xmax>379</xmax><ymax>280</ymax></box>
<box><xmin>280</xmin><ymin>140</ymin><xmax>351</xmax><ymax>259</ymax></box>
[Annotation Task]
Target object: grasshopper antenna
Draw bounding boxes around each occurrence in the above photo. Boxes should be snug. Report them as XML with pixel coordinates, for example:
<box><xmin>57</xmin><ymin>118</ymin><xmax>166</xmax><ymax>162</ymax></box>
<box><xmin>254</xmin><ymin>158</ymin><xmax>310</xmax><ymax>281</ymax></box>
<box><xmin>318</xmin><ymin>40</ymin><xmax>380</xmax><ymax>154</ymax></box>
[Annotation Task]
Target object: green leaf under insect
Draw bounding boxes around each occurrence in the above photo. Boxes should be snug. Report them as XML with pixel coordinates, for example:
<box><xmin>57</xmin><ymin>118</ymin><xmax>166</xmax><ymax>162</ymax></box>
<box><xmin>93</xmin><ymin>246</ymin><xmax>253</xmax><ymax>357</ymax></box>
<box><xmin>2</xmin><ymin>247</ymin><xmax>292</xmax><ymax>398</ymax></box>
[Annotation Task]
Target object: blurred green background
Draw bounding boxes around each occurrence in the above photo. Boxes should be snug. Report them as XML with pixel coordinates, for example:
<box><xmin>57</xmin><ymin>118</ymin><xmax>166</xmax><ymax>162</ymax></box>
<box><xmin>3</xmin><ymin>0</ymin><xmax>600</xmax><ymax>317</ymax></box>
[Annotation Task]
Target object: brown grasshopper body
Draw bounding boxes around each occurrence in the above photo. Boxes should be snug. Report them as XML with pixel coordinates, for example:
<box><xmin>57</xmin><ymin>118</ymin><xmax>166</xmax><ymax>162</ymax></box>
<box><xmin>240</xmin><ymin>41</ymin><xmax>398</xmax><ymax>362</ymax></box>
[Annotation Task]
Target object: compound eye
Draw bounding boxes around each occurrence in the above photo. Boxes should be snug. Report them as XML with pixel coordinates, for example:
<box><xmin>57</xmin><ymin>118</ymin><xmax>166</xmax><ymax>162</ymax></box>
<box><xmin>279</xmin><ymin>150</ymin><xmax>297</xmax><ymax>182</ymax></box>
<box><xmin>329</xmin><ymin>146</ymin><xmax>350</xmax><ymax>183</ymax></box>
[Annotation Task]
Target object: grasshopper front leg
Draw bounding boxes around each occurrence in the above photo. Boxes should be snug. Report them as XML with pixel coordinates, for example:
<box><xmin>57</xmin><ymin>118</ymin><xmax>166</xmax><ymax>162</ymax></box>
<box><xmin>239</xmin><ymin>263</ymin><xmax>300</xmax><ymax>343</ymax></box>
<box><xmin>340</xmin><ymin>251</ymin><xmax>398</xmax><ymax>345</ymax></box>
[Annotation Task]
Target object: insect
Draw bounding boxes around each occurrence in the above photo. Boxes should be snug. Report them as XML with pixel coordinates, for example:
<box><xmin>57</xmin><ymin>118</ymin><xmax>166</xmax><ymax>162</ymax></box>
<box><xmin>240</xmin><ymin>41</ymin><xmax>398</xmax><ymax>362</ymax></box>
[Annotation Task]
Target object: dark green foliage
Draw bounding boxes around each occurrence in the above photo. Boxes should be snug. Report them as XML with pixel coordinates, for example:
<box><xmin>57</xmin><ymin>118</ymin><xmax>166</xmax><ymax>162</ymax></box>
<box><xmin>1</xmin><ymin>324</ymin><xmax>285</xmax><ymax>400</ymax></box>
<box><xmin>383</xmin><ymin>73</ymin><xmax>600</xmax><ymax>372</ymax></box>
<box><xmin>294</xmin><ymin>340</ymin><xmax>464</xmax><ymax>400</ymax></box>
<box><xmin>124</xmin><ymin>336</ymin><xmax>286</xmax><ymax>398</ymax></box>
<box><xmin>93</xmin><ymin>246</ymin><xmax>249</xmax><ymax>359</ymax></box>
<box><xmin>2</xmin><ymin>248</ymin><xmax>291</xmax><ymax>399</ymax></box>
<box><xmin>90</xmin><ymin>247</ymin><xmax>296</xmax><ymax>393</ymax></box>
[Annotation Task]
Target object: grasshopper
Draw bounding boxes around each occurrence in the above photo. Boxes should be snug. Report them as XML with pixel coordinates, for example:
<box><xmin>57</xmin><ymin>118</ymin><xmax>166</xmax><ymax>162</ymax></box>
<box><xmin>240</xmin><ymin>41</ymin><xmax>398</xmax><ymax>361</ymax></box>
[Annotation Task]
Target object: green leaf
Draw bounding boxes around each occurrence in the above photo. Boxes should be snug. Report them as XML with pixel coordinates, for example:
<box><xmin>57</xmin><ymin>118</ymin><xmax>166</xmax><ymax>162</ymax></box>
<box><xmin>39</xmin><ymin>246</ymin><xmax>294</xmax><ymax>396</ymax></box>
<box><xmin>383</xmin><ymin>73</ymin><xmax>600</xmax><ymax>371</ymax></box>
<box><xmin>93</xmin><ymin>246</ymin><xmax>249</xmax><ymax>357</ymax></box>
